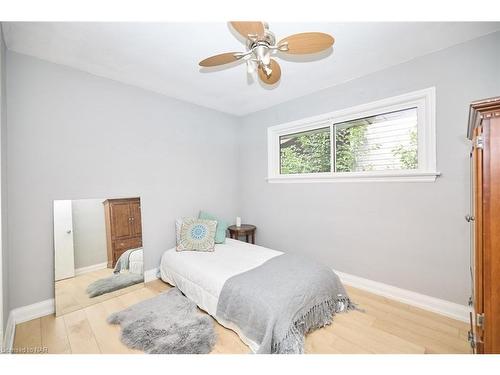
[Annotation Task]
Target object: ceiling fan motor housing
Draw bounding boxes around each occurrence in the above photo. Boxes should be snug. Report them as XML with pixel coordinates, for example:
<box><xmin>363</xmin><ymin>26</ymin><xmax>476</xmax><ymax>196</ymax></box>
<box><xmin>247</xmin><ymin>30</ymin><xmax>276</xmax><ymax>77</ymax></box>
<box><xmin>246</xmin><ymin>29</ymin><xmax>276</xmax><ymax>49</ymax></box>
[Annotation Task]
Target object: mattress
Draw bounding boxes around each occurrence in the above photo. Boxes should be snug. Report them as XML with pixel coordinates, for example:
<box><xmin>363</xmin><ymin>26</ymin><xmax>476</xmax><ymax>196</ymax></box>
<box><xmin>160</xmin><ymin>238</ymin><xmax>282</xmax><ymax>351</ymax></box>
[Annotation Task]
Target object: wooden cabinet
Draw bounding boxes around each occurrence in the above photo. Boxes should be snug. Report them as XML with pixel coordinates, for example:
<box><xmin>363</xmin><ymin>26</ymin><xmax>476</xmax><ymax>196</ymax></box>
<box><xmin>103</xmin><ymin>197</ymin><xmax>143</xmax><ymax>268</ymax></box>
<box><xmin>130</xmin><ymin>200</ymin><xmax>142</xmax><ymax>237</ymax></box>
<box><xmin>468</xmin><ymin>97</ymin><xmax>500</xmax><ymax>354</ymax></box>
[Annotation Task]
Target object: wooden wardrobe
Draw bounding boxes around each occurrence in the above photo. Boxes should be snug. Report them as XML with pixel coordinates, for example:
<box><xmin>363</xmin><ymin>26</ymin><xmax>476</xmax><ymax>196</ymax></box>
<box><xmin>103</xmin><ymin>197</ymin><xmax>143</xmax><ymax>268</ymax></box>
<box><xmin>468</xmin><ymin>97</ymin><xmax>500</xmax><ymax>354</ymax></box>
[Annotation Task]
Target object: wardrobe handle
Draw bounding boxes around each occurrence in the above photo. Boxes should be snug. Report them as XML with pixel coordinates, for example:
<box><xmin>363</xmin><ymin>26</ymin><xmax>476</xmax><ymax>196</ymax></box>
<box><xmin>465</xmin><ymin>214</ymin><xmax>475</xmax><ymax>222</ymax></box>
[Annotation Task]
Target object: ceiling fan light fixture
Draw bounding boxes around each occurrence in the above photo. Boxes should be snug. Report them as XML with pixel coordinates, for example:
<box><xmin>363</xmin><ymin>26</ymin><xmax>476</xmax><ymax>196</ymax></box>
<box><xmin>261</xmin><ymin>63</ymin><xmax>273</xmax><ymax>78</ymax></box>
<box><xmin>246</xmin><ymin>59</ymin><xmax>257</xmax><ymax>74</ymax></box>
<box><xmin>254</xmin><ymin>44</ymin><xmax>271</xmax><ymax>66</ymax></box>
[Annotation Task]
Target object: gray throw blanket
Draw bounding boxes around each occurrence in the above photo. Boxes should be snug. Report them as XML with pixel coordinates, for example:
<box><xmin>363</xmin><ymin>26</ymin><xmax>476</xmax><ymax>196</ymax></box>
<box><xmin>216</xmin><ymin>254</ymin><xmax>354</xmax><ymax>354</ymax></box>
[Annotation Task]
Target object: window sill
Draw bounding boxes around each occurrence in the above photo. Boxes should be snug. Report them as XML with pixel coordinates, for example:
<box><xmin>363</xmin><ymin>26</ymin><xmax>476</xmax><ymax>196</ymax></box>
<box><xmin>266</xmin><ymin>171</ymin><xmax>441</xmax><ymax>183</ymax></box>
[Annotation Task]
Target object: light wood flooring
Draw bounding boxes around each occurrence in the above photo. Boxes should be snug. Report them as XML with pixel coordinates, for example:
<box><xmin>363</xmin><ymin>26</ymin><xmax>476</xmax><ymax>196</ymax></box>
<box><xmin>55</xmin><ymin>268</ymin><xmax>144</xmax><ymax>316</ymax></box>
<box><xmin>14</xmin><ymin>279</ymin><xmax>471</xmax><ymax>354</ymax></box>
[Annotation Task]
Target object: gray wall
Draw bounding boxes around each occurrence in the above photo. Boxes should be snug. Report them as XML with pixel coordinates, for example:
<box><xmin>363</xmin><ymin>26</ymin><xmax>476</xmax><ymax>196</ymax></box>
<box><xmin>1</xmin><ymin>26</ymin><xmax>8</xmax><ymax>331</ymax></box>
<box><xmin>71</xmin><ymin>199</ymin><xmax>107</xmax><ymax>269</ymax></box>
<box><xmin>6</xmin><ymin>52</ymin><xmax>239</xmax><ymax>309</ymax></box>
<box><xmin>238</xmin><ymin>31</ymin><xmax>500</xmax><ymax>305</ymax></box>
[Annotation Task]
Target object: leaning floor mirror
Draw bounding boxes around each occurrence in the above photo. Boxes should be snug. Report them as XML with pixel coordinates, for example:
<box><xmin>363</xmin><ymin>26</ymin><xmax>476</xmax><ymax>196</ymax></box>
<box><xmin>53</xmin><ymin>197</ymin><xmax>144</xmax><ymax>316</ymax></box>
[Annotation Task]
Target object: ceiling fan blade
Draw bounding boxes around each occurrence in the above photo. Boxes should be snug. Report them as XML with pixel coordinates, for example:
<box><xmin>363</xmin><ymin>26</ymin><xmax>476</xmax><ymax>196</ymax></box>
<box><xmin>278</xmin><ymin>32</ymin><xmax>334</xmax><ymax>54</ymax></box>
<box><xmin>258</xmin><ymin>59</ymin><xmax>281</xmax><ymax>85</ymax></box>
<box><xmin>229</xmin><ymin>21</ymin><xmax>265</xmax><ymax>40</ymax></box>
<box><xmin>199</xmin><ymin>52</ymin><xmax>240</xmax><ymax>67</ymax></box>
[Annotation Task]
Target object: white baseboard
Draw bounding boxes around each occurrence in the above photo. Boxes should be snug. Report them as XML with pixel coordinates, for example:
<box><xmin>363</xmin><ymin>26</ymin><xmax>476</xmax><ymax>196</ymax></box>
<box><xmin>335</xmin><ymin>270</ymin><xmax>470</xmax><ymax>322</ymax></box>
<box><xmin>3</xmin><ymin>298</ymin><xmax>55</xmax><ymax>353</ymax></box>
<box><xmin>2</xmin><ymin>312</ymin><xmax>15</xmax><ymax>353</ymax></box>
<box><xmin>144</xmin><ymin>267</ymin><xmax>160</xmax><ymax>283</ymax></box>
<box><xmin>11</xmin><ymin>299</ymin><xmax>55</xmax><ymax>324</ymax></box>
<box><xmin>75</xmin><ymin>262</ymin><xmax>108</xmax><ymax>276</ymax></box>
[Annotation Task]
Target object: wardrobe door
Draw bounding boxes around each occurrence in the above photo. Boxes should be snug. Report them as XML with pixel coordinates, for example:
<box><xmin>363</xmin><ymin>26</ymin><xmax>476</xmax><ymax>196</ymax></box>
<box><xmin>110</xmin><ymin>201</ymin><xmax>133</xmax><ymax>240</ymax></box>
<box><xmin>130</xmin><ymin>200</ymin><xmax>142</xmax><ymax>237</ymax></box>
<box><xmin>468</xmin><ymin>97</ymin><xmax>500</xmax><ymax>354</ymax></box>
<box><xmin>482</xmin><ymin>117</ymin><xmax>500</xmax><ymax>353</ymax></box>
<box><xmin>472</xmin><ymin>126</ymin><xmax>484</xmax><ymax>353</ymax></box>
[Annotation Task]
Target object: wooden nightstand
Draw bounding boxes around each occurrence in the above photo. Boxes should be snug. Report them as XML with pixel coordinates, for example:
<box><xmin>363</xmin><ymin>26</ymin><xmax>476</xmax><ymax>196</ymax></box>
<box><xmin>228</xmin><ymin>224</ymin><xmax>256</xmax><ymax>244</ymax></box>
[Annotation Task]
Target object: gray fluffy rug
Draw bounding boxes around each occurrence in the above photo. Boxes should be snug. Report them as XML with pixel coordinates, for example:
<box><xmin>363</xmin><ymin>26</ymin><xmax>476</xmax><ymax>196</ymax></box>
<box><xmin>107</xmin><ymin>288</ymin><xmax>216</xmax><ymax>354</ymax></box>
<box><xmin>86</xmin><ymin>272</ymin><xmax>143</xmax><ymax>298</ymax></box>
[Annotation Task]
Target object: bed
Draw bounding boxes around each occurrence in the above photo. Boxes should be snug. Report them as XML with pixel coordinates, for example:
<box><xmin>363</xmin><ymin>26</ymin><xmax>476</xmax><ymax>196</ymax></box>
<box><xmin>160</xmin><ymin>239</ymin><xmax>279</xmax><ymax>351</ymax></box>
<box><xmin>160</xmin><ymin>238</ymin><xmax>352</xmax><ymax>353</ymax></box>
<box><xmin>114</xmin><ymin>248</ymin><xmax>143</xmax><ymax>275</ymax></box>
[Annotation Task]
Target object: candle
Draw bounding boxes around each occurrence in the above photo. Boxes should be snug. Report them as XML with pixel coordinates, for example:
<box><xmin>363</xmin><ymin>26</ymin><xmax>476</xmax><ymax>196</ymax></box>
<box><xmin>236</xmin><ymin>217</ymin><xmax>241</xmax><ymax>227</ymax></box>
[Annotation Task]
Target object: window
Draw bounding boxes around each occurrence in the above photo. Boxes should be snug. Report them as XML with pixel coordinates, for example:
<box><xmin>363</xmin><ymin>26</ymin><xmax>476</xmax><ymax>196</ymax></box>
<box><xmin>267</xmin><ymin>88</ymin><xmax>438</xmax><ymax>183</ymax></box>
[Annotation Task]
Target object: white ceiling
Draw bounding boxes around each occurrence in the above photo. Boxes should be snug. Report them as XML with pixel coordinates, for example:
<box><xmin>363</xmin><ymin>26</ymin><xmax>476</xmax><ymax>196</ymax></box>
<box><xmin>2</xmin><ymin>22</ymin><xmax>499</xmax><ymax>116</ymax></box>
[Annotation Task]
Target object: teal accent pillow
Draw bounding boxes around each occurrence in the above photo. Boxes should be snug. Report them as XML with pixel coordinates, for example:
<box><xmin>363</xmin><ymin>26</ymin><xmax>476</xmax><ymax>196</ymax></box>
<box><xmin>198</xmin><ymin>211</ymin><xmax>228</xmax><ymax>244</ymax></box>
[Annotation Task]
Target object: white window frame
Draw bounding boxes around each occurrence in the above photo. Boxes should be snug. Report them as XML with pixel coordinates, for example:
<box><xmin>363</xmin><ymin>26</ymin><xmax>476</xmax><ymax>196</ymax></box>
<box><xmin>267</xmin><ymin>87</ymin><xmax>439</xmax><ymax>183</ymax></box>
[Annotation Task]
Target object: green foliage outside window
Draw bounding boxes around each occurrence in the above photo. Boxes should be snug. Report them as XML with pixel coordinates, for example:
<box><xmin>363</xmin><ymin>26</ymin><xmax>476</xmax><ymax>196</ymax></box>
<box><xmin>335</xmin><ymin>122</ymin><xmax>375</xmax><ymax>172</ymax></box>
<box><xmin>279</xmin><ymin>122</ymin><xmax>418</xmax><ymax>174</ymax></box>
<box><xmin>280</xmin><ymin>129</ymin><xmax>331</xmax><ymax>174</ymax></box>
<box><xmin>392</xmin><ymin>129</ymin><xmax>418</xmax><ymax>169</ymax></box>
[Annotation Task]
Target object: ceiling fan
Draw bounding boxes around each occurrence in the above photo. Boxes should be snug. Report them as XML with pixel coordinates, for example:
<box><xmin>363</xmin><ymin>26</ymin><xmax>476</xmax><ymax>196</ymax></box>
<box><xmin>199</xmin><ymin>22</ymin><xmax>335</xmax><ymax>85</ymax></box>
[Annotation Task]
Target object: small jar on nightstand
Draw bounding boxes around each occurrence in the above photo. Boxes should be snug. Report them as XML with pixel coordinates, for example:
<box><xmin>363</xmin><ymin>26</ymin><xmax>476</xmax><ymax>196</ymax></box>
<box><xmin>228</xmin><ymin>224</ymin><xmax>256</xmax><ymax>244</ymax></box>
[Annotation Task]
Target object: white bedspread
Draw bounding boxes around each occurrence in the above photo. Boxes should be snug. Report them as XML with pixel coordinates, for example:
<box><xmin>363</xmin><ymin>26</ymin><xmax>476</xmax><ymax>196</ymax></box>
<box><xmin>160</xmin><ymin>238</ymin><xmax>282</xmax><ymax>351</ymax></box>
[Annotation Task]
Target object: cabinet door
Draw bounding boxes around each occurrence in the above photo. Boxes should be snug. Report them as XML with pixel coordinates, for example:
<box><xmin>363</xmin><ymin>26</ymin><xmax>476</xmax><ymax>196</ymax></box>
<box><xmin>482</xmin><ymin>118</ymin><xmax>500</xmax><ymax>354</ymax></box>
<box><xmin>110</xmin><ymin>201</ymin><xmax>133</xmax><ymax>239</ymax></box>
<box><xmin>130</xmin><ymin>200</ymin><xmax>142</xmax><ymax>237</ymax></box>
<box><xmin>472</xmin><ymin>127</ymin><xmax>484</xmax><ymax>353</ymax></box>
